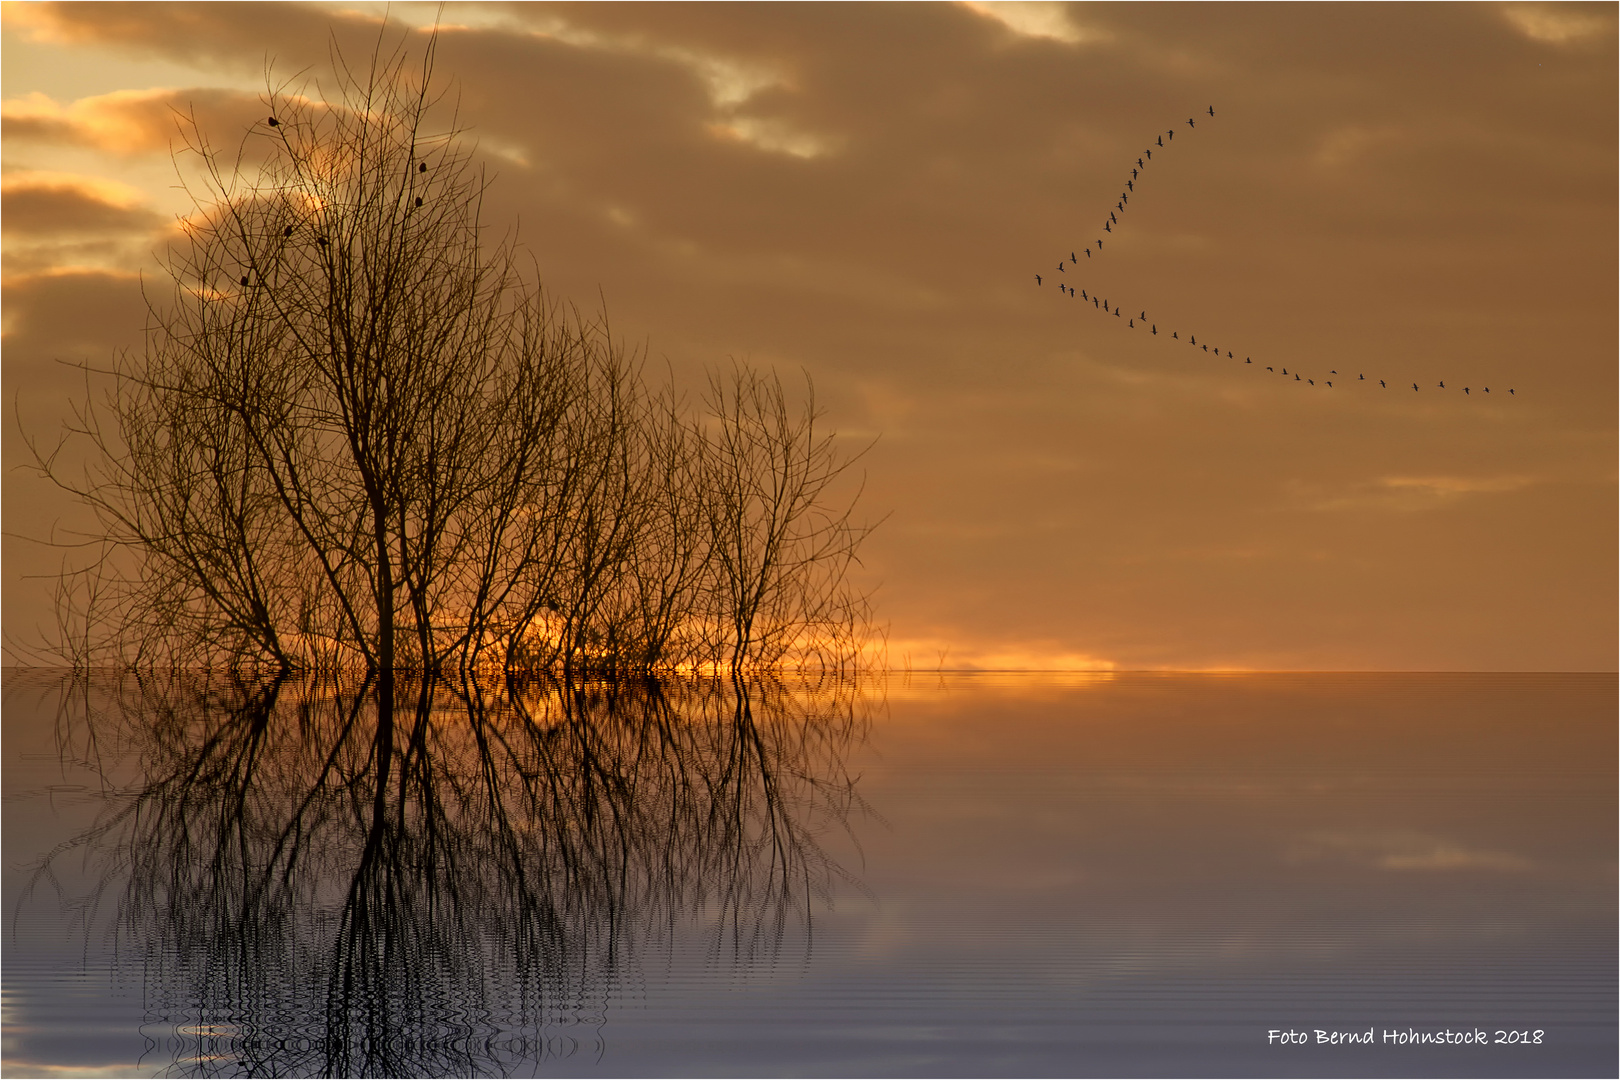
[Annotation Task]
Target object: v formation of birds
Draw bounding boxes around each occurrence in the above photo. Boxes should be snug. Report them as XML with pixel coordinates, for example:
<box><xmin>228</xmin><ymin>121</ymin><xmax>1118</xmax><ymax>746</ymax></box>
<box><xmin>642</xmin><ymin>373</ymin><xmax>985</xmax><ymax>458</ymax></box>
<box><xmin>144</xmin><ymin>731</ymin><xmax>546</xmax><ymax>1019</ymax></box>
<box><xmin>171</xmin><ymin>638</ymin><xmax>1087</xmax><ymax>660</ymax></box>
<box><xmin>1036</xmin><ymin>106</ymin><xmax>1515</xmax><ymax>400</ymax></box>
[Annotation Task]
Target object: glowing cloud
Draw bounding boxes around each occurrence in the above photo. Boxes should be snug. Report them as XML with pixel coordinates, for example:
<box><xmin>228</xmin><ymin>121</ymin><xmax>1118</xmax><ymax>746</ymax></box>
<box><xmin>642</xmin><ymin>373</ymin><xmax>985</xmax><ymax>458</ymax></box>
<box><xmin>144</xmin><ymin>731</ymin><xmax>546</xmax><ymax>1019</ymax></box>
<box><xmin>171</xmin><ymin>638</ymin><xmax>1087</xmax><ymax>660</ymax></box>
<box><xmin>2</xmin><ymin>87</ymin><xmax>266</xmax><ymax>155</ymax></box>
<box><xmin>709</xmin><ymin>116</ymin><xmax>834</xmax><ymax>159</ymax></box>
<box><xmin>1</xmin><ymin>169</ymin><xmax>147</xmax><ymax>211</ymax></box>
<box><xmin>1500</xmin><ymin>3</ymin><xmax>1614</xmax><ymax>44</ymax></box>
<box><xmin>960</xmin><ymin>1</ymin><xmax>1088</xmax><ymax>44</ymax></box>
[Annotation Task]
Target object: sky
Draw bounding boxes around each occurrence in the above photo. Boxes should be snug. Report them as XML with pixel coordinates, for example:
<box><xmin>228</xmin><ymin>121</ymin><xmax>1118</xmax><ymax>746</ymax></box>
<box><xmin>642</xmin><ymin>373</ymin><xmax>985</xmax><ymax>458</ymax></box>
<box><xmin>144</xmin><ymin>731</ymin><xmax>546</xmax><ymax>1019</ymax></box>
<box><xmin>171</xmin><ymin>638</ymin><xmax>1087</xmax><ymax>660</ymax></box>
<box><xmin>2</xmin><ymin>1</ymin><xmax>1615</xmax><ymax>671</ymax></box>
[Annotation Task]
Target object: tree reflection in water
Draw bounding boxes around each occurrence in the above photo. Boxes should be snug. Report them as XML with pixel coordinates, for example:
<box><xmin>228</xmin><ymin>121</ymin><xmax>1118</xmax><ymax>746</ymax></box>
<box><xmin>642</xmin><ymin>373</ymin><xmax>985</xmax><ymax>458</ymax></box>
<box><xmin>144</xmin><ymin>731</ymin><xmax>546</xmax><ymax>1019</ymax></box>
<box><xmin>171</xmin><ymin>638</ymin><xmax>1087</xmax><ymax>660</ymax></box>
<box><xmin>30</xmin><ymin>673</ymin><xmax>871</xmax><ymax>1076</ymax></box>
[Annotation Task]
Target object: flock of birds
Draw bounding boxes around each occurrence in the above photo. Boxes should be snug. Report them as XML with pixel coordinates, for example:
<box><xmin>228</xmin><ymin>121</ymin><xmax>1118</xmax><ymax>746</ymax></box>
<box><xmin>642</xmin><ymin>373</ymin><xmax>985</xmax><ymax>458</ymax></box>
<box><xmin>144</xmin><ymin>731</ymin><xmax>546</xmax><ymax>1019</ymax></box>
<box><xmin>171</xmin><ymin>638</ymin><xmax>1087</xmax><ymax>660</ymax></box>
<box><xmin>1037</xmin><ymin>107</ymin><xmax>1515</xmax><ymax>400</ymax></box>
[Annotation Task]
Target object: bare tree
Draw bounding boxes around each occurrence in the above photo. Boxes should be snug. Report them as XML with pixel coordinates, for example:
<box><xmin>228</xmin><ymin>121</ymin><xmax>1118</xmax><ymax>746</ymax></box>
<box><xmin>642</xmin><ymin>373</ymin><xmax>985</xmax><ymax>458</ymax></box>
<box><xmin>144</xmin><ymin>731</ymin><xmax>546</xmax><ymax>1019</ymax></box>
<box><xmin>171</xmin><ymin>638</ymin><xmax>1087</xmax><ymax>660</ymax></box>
<box><xmin>24</xmin><ymin>31</ymin><xmax>874</xmax><ymax>679</ymax></box>
<box><xmin>701</xmin><ymin>366</ymin><xmax>873</xmax><ymax>672</ymax></box>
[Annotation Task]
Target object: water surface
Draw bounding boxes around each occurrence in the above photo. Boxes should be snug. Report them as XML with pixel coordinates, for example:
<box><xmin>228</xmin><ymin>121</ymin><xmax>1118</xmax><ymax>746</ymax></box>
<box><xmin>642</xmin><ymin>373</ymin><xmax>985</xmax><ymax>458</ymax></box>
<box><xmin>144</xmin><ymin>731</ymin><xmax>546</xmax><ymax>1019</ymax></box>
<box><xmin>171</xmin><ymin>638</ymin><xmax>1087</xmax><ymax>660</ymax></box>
<box><xmin>4</xmin><ymin>671</ymin><xmax>1613</xmax><ymax>1077</ymax></box>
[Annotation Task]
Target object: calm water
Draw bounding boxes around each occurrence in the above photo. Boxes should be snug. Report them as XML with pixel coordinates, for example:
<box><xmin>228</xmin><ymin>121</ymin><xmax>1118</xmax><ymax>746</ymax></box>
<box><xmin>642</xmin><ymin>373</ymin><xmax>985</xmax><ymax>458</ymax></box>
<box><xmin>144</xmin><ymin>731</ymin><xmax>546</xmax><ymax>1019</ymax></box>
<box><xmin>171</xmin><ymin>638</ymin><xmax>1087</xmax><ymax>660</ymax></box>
<box><xmin>3</xmin><ymin>671</ymin><xmax>1614</xmax><ymax>1078</ymax></box>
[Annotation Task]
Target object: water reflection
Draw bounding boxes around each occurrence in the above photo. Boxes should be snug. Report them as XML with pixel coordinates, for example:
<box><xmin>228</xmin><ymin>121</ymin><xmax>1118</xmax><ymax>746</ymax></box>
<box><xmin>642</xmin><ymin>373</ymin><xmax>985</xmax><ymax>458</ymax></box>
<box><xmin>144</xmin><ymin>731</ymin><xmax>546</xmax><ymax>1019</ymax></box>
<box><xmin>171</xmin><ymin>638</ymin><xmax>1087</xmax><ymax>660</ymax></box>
<box><xmin>27</xmin><ymin>672</ymin><xmax>870</xmax><ymax>1077</ymax></box>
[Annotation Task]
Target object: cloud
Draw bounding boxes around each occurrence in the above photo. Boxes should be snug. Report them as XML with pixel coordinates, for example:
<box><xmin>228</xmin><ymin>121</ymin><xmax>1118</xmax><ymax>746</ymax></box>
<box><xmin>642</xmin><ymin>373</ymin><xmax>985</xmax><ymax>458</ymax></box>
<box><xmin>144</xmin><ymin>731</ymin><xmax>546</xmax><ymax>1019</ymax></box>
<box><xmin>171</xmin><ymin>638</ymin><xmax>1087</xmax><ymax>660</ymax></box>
<box><xmin>1378</xmin><ymin>474</ymin><xmax>1534</xmax><ymax>498</ymax></box>
<box><xmin>1379</xmin><ymin>846</ymin><xmax>1531</xmax><ymax>872</ymax></box>
<box><xmin>479</xmin><ymin>8</ymin><xmax>838</xmax><ymax>160</ymax></box>
<box><xmin>1288</xmin><ymin>830</ymin><xmax>1531</xmax><ymax>873</ymax></box>
<box><xmin>1</xmin><ymin>267</ymin><xmax>146</xmax><ymax>357</ymax></box>
<box><xmin>1291</xmin><ymin>474</ymin><xmax>1537</xmax><ymax>513</ymax></box>
<box><xmin>1312</xmin><ymin>123</ymin><xmax>1412</xmax><ymax>169</ymax></box>
<box><xmin>1</xmin><ymin>171</ymin><xmax>162</xmax><ymax>235</ymax></box>
<box><xmin>1</xmin><ymin>171</ymin><xmax>170</xmax><ymax>276</ymax></box>
<box><xmin>1499</xmin><ymin>3</ymin><xmax>1616</xmax><ymax>44</ymax></box>
<box><xmin>959</xmin><ymin>2</ymin><xmax>1090</xmax><ymax>45</ymax></box>
<box><xmin>708</xmin><ymin>115</ymin><xmax>836</xmax><ymax>160</ymax></box>
<box><xmin>1</xmin><ymin>0</ymin><xmax>377</xmax><ymax>71</ymax></box>
<box><xmin>2</xmin><ymin>86</ymin><xmax>269</xmax><ymax>155</ymax></box>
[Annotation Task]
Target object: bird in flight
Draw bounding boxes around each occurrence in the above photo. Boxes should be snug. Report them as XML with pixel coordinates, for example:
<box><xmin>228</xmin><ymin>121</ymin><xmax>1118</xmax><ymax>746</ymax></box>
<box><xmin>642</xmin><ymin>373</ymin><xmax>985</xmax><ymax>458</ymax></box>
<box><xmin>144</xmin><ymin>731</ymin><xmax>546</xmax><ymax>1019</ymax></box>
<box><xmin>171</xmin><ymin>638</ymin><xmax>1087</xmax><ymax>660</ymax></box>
<box><xmin>1208</xmin><ymin>105</ymin><xmax>1215</xmax><ymax>116</ymax></box>
<box><xmin>1035</xmin><ymin>274</ymin><xmax>1042</xmax><ymax>285</ymax></box>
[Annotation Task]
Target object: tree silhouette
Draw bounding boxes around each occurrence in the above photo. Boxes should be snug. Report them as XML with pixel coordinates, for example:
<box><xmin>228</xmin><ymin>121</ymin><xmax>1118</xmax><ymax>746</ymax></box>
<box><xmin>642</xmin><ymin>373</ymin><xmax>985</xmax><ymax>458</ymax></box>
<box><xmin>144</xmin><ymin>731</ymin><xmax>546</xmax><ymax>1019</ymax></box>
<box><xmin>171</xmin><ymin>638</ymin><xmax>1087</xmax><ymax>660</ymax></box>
<box><xmin>24</xmin><ymin>32</ymin><xmax>873</xmax><ymax>678</ymax></box>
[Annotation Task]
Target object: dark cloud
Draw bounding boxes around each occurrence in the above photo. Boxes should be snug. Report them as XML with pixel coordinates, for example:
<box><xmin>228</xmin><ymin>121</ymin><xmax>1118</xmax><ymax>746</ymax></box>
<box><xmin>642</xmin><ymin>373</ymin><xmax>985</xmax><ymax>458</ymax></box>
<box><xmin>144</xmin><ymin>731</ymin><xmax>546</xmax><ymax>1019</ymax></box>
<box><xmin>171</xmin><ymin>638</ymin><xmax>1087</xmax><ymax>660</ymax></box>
<box><xmin>2</xmin><ymin>179</ymin><xmax>165</xmax><ymax>235</ymax></box>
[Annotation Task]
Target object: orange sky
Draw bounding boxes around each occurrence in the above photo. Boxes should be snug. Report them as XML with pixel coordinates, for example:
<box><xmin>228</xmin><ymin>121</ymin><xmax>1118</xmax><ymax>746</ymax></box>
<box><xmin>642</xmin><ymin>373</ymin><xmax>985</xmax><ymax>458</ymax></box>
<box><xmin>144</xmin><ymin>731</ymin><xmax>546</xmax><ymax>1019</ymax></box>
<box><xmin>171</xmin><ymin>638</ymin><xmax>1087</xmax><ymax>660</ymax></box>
<box><xmin>3</xmin><ymin>2</ymin><xmax>1615</xmax><ymax>670</ymax></box>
